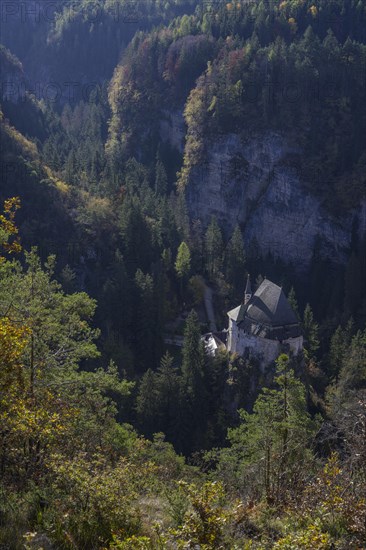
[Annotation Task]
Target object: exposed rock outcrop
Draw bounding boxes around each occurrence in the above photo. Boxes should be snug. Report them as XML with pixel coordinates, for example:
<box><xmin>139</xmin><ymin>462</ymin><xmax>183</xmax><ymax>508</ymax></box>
<box><xmin>159</xmin><ymin>109</ymin><xmax>185</xmax><ymax>154</ymax></box>
<box><xmin>185</xmin><ymin>132</ymin><xmax>366</xmax><ymax>271</ymax></box>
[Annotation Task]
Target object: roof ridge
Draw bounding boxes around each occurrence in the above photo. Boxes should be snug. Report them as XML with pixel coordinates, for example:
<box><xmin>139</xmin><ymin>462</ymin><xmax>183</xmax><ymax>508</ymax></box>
<box><xmin>273</xmin><ymin>285</ymin><xmax>283</xmax><ymax>314</ymax></box>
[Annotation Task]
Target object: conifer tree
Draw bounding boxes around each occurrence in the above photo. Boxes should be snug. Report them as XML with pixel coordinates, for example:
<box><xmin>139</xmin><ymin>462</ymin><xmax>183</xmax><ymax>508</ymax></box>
<box><xmin>327</xmin><ymin>320</ymin><xmax>354</xmax><ymax>380</ymax></box>
<box><xmin>136</xmin><ymin>369</ymin><xmax>159</xmax><ymax>438</ymax></box>
<box><xmin>219</xmin><ymin>355</ymin><xmax>318</xmax><ymax>502</ymax></box>
<box><xmin>155</xmin><ymin>351</ymin><xmax>180</xmax><ymax>440</ymax></box>
<box><xmin>225</xmin><ymin>224</ymin><xmax>246</xmax><ymax>300</ymax></box>
<box><xmin>327</xmin><ymin>329</ymin><xmax>366</xmax><ymax>483</ymax></box>
<box><xmin>303</xmin><ymin>304</ymin><xmax>320</xmax><ymax>357</ymax></box>
<box><xmin>288</xmin><ymin>287</ymin><xmax>300</xmax><ymax>320</ymax></box>
<box><xmin>134</xmin><ymin>269</ymin><xmax>159</xmax><ymax>369</ymax></box>
<box><xmin>155</xmin><ymin>157</ymin><xmax>168</xmax><ymax>195</ymax></box>
<box><xmin>205</xmin><ymin>216</ymin><xmax>224</xmax><ymax>279</ymax></box>
<box><xmin>180</xmin><ymin>310</ymin><xmax>207</xmax><ymax>452</ymax></box>
<box><xmin>174</xmin><ymin>192</ymin><xmax>190</xmax><ymax>242</ymax></box>
<box><xmin>175</xmin><ymin>241</ymin><xmax>191</xmax><ymax>282</ymax></box>
<box><xmin>0</xmin><ymin>246</ymin><xmax>130</xmax><ymax>483</ymax></box>
<box><xmin>181</xmin><ymin>310</ymin><xmax>205</xmax><ymax>396</ymax></box>
<box><xmin>334</xmin><ymin>329</ymin><xmax>366</xmax><ymax>400</ymax></box>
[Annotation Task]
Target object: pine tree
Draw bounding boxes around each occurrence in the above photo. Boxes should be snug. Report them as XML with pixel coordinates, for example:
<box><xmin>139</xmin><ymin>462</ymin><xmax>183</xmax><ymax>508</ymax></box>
<box><xmin>119</xmin><ymin>196</ymin><xmax>152</xmax><ymax>274</ymax></box>
<box><xmin>180</xmin><ymin>310</ymin><xmax>207</xmax><ymax>453</ymax></box>
<box><xmin>0</xmin><ymin>249</ymin><xmax>100</xmax><ymax>393</ymax></box>
<box><xmin>175</xmin><ymin>242</ymin><xmax>191</xmax><ymax>281</ymax></box>
<box><xmin>335</xmin><ymin>329</ymin><xmax>366</xmax><ymax>400</ymax></box>
<box><xmin>303</xmin><ymin>304</ymin><xmax>320</xmax><ymax>357</ymax></box>
<box><xmin>205</xmin><ymin>350</ymin><xmax>231</xmax><ymax>447</ymax></box>
<box><xmin>328</xmin><ymin>329</ymin><xmax>366</xmax><ymax>483</ymax></box>
<box><xmin>288</xmin><ymin>287</ymin><xmax>300</xmax><ymax>320</ymax></box>
<box><xmin>328</xmin><ymin>326</ymin><xmax>347</xmax><ymax>379</ymax></box>
<box><xmin>174</xmin><ymin>192</ymin><xmax>190</xmax><ymax>242</ymax></box>
<box><xmin>134</xmin><ymin>269</ymin><xmax>159</xmax><ymax>369</ymax></box>
<box><xmin>225</xmin><ymin>224</ymin><xmax>246</xmax><ymax>300</ymax></box>
<box><xmin>60</xmin><ymin>264</ymin><xmax>76</xmax><ymax>294</ymax></box>
<box><xmin>328</xmin><ymin>320</ymin><xmax>355</xmax><ymax>380</ymax></box>
<box><xmin>136</xmin><ymin>369</ymin><xmax>159</xmax><ymax>438</ymax></box>
<box><xmin>0</xmin><ymin>247</ymin><xmax>131</xmax><ymax>483</ymax></box>
<box><xmin>181</xmin><ymin>311</ymin><xmax>205</xmax><ymax>394</ymax></box>
<box><xmin>219</xmin><ymin>355</ymin><xmax>318</xmax><ymax>502</ymax></box>
<box><xmin>205</xmin><ymin>216</ymin><xmax>224</xmax><ymax>279</ymax></box>
<box><xmin>155</xmin><ymin>158</ymin><xmax>168</xmax><ymax>195</ymax></box>
<box><xmin>155</xmin><ymin>351</ymin><xmax>180</xmax><ymax>440</ymax></box>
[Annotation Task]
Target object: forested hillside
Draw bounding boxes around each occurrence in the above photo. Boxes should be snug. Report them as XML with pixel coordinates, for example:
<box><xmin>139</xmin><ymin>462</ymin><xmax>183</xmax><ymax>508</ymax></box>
<box><xmin>1</xmin><ymin>1</ymin><xmax>366</xmax><ymax>548</ymax></box>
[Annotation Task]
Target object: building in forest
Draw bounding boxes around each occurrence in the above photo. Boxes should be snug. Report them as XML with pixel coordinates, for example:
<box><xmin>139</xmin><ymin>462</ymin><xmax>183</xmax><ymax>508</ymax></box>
<box><xmin>204</xmin><ymin>276</ymin><xmax>303</xmax><ymax>368</ymax></box>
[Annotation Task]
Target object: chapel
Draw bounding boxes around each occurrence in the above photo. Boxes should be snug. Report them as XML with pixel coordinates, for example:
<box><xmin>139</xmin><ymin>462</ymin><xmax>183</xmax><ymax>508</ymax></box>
<box><xmin>227</xmin><ymin>275</ymin><xmax>303</xmax><ymax>362</ymax></box>
<box><xmin>204</xmin><ymin>276</ymin><xmax>303</xmax><ymax>367</ymax></box>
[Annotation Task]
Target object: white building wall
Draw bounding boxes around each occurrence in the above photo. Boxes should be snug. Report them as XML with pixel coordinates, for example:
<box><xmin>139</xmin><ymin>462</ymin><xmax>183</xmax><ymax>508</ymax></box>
<box><xmin>235</xmin><ymin>331</ymin><xmax>281</xmax><ymax>367</ymax></box>
<box><xmin>227</xmin><ymin>319</ymin><xmax>238</xmax><ymax>353</ymax></box>
<box><xmin>228</xmin><ymin>322</ymin><xmax>280</xmax><ymax>370</ymax></box>
<box><xmin>283</xmin><ymin>335</ymin><xmax>303</xmax><ymax>355</ymax></box>
<box><xmin>227</xmin><ymin>322</ymin><xmax>303</xmax><ymax>370</ymax></box>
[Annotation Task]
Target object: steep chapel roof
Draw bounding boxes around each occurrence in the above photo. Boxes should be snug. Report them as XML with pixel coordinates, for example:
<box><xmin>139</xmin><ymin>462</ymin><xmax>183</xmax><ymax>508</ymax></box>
<box><xmin>228</xmin><ymin>278</ymin><xmax>301</xmax><ymax>340</ymax></box>
<box><xmin>246</xmin><ymin>279</ymin><xmax>298</xmax><ymax>327</ymax></box>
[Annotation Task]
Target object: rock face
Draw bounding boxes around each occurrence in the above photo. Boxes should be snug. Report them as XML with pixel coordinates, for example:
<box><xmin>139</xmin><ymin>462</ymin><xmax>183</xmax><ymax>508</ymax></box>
<box><xmin>185</xmin><ymin>131</ymin><xmax>366</xmax><ymax>271</ymax></box>
<box><xmin>159</xmin><ymin>109</ymin><xmax>186</xmax><ymax>154</ymax></box>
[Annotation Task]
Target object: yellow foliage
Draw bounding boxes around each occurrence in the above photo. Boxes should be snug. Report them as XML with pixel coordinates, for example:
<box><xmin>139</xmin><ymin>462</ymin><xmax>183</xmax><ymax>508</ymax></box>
<box><xmin>288</xmin><ymin>17</ymin><xmax>298</xmax><ymax>34</ymax></box>
<box><xmin>0</xmin><ymin>196</ymin><xmax>21</xmax><ymax>259</ymax></box>
<box><xmin>310</xmin><ymin>5</ymin><xmax>318</xmax><ymax>17</ymax></box>
<box><xmin>54</xmin><ymin>179</ymin><xmax>70</xmax><ymax>195</ymax></box>
<box><xmin>44</xmin><ymin>165</ymin><xmax>70</xmax><ymax>194</ymax></box>
<box><xmin>3</xmin><ymin>122</ymin><xmax>38</xmax><ymax>159</ymax></box>
<box><xmin>273</xmin><ymin>522</ymin><xmax>331</xmax><ymax>549</ymax></box>
<box><xmin>171</xmin><ymin>481</ymin><xmax>228</xmax><ymax>549</ymax></box>
<box><xmin>0</xmin><ymin>316</ymin><xmax>29</xmax><ymax>388</ymax></box>
<box><xmin>107</xmin><ymin>535</ymin><xmax>156</xmax><ymax>549</ymax></box>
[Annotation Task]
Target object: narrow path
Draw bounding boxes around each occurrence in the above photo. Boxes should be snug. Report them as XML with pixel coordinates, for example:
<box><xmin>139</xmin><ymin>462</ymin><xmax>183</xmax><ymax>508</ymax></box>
<box><xmin>163</xmin><ymin>335</ymin><xmax>184</xmax><ymax>347</ymax></box>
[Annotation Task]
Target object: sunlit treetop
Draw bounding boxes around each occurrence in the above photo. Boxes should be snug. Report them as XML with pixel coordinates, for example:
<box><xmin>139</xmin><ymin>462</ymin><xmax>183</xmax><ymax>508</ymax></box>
<box><xmin>0</xmin><ymin>197</ymin><xmax>21</xmax><ymax>262</ymax></box>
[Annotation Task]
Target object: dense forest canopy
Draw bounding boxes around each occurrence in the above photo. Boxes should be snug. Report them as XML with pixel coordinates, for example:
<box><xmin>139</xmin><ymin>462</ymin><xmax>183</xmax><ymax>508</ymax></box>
<box><xmin>0</xmin><ymin>0</ymin><xmax>366</xmax><ymax>548</ymax></box>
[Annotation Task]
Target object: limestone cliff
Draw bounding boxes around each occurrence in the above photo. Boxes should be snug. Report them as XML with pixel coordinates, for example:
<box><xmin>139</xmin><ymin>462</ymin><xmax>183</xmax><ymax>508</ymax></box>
<box><xmin>159</xmin><ymin>110</ymin><xmax>185</xmax><ymax>154</ymax></box>
<box><xmin>183</xmin><ymin>131</ymin><xmax>366</xmax><ymax>271</ymax></box>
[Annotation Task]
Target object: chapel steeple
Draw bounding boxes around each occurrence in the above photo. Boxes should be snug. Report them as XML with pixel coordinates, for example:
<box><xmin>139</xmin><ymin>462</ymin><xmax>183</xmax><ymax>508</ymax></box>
<box><xmin>244</xmin><ymin>274</ymin><xmax>252</xmax><ymax>305</ymax></box>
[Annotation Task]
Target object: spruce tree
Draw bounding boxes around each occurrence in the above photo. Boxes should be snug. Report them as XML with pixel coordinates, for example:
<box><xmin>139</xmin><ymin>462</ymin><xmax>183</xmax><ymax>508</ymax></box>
<box><xmin>205</xmin><ymin>216</ymin><xmax>224</xmax><ymax>279</ymax></box>
<box><xmin>181</xmin><ymin>310</ymin><xmax>205</xmax><ymax>396</ymax></box>
<box><xmin>225</xmin><ymin>224</ymin><xmax>246</xmax><ymax>300</ymax></box>
<box><xmin>136</xmin><ymin>369</ymin><xmax>159</xmax><ymax>438</ymax></box>
<box><xmin>288</xmin><ymin>287</ymin><xmax>300</xmax><ymax>320</ymax></box>
<box><xmin>155</xmin><ymin>157</ymin><xmax>168</xmax><ymax>195</ymax></box>
<box><xmin>175</xmin><ymin>242</ymin><xmax>191</xmax><ymax>282</ymax></box>
<box><xmin>180</xmin><ymin>310</ymin><xmax>207</xmax><ymax>453</ymax></box>
<box><xmin>303</xmin><ymin>304</ymin><xmax>320</xmax><ymax>357</ymax></box>
<box><xmin>219</xmin><ymin>355</ymin><xmax>318</xmax><ymax>502</ymax></box>
<box><xmin>327</xmin><ymin>320</ymin><xmax>355</xmax><ymax>380</ymax></box>
<box><xmin>156</xmin><ymin>351</ymin><xmax>180</xmax><ymax>441</ymax></box>
<box><xmin>134</xmin><ymin>269</ymin><xmax>158</xmax><ymax>369</ymax></box>
<box><xmin>328</xmin><ymin>326</ymin><xmax>347</xmax><ymax>379</ymax></box>
<box><xmin>327</xmin><ymin>329</ymin><xmax>366</xmax><ymax>482</ymax></box>
<box><xmin>335</xmin><ymin>330</ymin><xmax>366</xmax><ymax>399</ymax></box>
